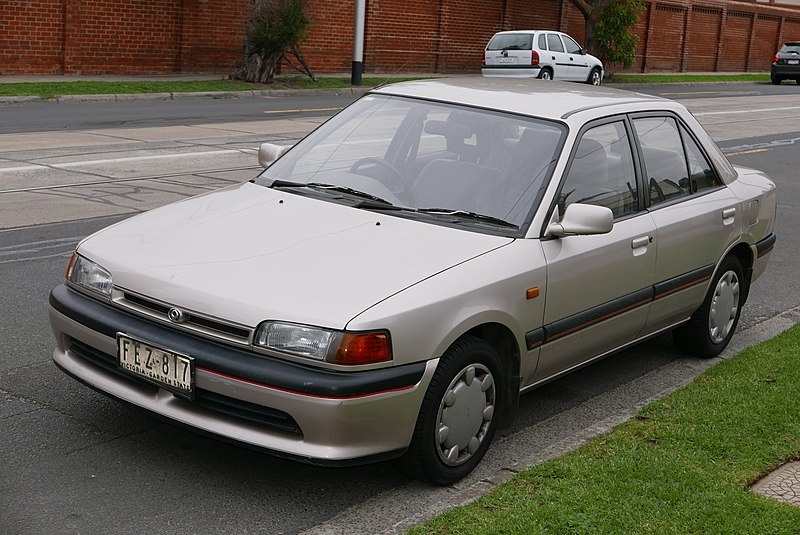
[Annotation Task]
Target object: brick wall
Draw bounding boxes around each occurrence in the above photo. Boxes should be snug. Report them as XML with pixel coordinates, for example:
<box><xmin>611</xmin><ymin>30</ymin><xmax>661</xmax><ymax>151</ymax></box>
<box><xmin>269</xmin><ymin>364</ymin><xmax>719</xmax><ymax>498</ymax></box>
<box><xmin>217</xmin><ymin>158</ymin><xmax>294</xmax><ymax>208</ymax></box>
<box><xmin>0</xmin><ymin>1</ymin><xmax>65</xmax><ymax>74</ymax></box>
<box><xmin>0</xmin><ymin>0</ymin><xmax>248</xmax><ymax>75</ymax></box>
<box><xmin>3</xmin><ymin>0</ymin><xmax>800</xmax><ymax>76</ymax></box>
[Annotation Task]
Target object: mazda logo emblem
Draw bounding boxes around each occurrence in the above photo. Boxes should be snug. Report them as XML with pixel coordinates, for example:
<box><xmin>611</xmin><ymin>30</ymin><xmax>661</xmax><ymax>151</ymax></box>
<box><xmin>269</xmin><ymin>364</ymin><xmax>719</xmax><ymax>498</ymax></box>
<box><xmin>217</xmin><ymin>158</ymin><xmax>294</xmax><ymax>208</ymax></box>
<box><xmin>167</xmin><ymin>308</ymin><xmax>187</xmax><ymax>323</ymax></box>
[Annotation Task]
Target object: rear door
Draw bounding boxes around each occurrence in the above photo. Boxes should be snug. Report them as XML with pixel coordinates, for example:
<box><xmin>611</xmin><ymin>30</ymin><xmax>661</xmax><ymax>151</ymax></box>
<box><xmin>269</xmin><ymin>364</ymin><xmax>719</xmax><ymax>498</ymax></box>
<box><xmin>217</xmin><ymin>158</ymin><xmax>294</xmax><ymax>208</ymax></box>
<box><xmin>631</xmin><ymin>114</ymin><xmax>741</xmax><ymax>336</ymax></box>
<box><xmin>544</xmin><ymin>33</ymin><xmax>570</xmax><ymax>80</ymax></box>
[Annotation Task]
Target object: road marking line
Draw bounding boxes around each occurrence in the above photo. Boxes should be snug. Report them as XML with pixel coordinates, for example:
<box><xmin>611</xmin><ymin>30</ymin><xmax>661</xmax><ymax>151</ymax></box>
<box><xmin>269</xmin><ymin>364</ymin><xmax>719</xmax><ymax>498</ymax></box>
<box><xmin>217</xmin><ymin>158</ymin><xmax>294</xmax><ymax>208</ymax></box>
<box><xmin>0</xmin><ymin>148</ymin><xmax>258</xmax><ymax>173</ymax></box>
<box><xmin>263</xmin><ymin>107</ymin><xmax>342</xmax><ymax>114</ymax></box>
<box><xmin>725</xmin><ymin>148</ymin><xmax>770</xmax><ymax>157</ymax></box>
<box><xmin>694</xmin><ymin>106</ymin><xmax>800</xmax><ymax>116</ymax></box>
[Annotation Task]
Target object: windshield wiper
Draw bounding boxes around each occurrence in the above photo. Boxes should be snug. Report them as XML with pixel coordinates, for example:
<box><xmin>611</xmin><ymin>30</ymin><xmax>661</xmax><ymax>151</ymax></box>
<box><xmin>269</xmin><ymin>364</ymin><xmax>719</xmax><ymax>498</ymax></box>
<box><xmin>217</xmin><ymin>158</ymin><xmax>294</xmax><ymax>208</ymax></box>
<box><xmin>416</xmin><ymin>208</ymin><xmax>518</xmax><ymax>229</ymax></box>
<box><xmin>267</xmin><ymin>180</ymin><xmax>396</xmax><ymax>207</ymax></box>
<box><xmin>306</xmin><ymin>183</ymin><xmax>395</xmax><ymax>206</ymax></box>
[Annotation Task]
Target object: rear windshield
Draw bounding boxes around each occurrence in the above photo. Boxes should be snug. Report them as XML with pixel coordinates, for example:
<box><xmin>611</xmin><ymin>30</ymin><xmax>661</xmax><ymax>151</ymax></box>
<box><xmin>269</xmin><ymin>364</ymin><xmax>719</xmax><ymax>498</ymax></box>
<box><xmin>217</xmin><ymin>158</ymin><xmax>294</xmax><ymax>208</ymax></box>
<box><xmin>487</xmin><ymin>34</ymin><xmax>533</xmax><ymax>51</ymax></box>
<box><xmin>780</xmin><ymin>43</ymin><xmax>800</xmax><ymax>54</ymax></box>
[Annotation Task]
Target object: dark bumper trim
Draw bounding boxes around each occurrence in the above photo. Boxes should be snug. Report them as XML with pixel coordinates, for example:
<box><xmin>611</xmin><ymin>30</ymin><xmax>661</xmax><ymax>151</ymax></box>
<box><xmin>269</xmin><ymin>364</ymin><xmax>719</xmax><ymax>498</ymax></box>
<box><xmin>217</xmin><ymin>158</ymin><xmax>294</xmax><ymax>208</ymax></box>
<box><xmin>50</xmin><ymin>284</ymin><xmax>426</xmax><ymax>398</ymax></box>
<box><xmin>755</xmin><ymin>233</ymin><xmax>776</xmax><ymax>258</ymax></box>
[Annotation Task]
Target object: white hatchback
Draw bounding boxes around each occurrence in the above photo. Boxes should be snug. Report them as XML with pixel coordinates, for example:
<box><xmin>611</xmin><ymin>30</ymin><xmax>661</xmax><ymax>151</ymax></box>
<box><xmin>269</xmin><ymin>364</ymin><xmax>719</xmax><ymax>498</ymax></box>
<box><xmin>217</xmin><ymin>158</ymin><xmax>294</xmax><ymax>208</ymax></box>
<box><xmin>482</xmin><ymin>30</ymin><xmax>604</xmax><ymax>85</ymax></box>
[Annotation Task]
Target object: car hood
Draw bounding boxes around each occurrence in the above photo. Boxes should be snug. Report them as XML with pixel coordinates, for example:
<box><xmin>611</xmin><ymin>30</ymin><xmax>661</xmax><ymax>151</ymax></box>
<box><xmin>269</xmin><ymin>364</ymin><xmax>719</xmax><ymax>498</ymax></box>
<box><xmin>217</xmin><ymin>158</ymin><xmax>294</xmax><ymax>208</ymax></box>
<box><xmin>78</xmin><ymin>182</ymin><xmax>513</xmax><ymax>329</ymax></box>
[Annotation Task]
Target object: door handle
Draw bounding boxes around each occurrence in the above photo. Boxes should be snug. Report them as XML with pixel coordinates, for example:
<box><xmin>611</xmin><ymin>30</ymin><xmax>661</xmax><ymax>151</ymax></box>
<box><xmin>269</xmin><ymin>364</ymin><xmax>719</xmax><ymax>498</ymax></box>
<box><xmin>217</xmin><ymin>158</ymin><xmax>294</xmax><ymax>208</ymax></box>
<box><xmin>722</xmin><ymin>207</ymin><xmax>736</xmax><ymax>224</ymax></box>
<box><xmin>631</xmin><ymin>236</ymin><xmax>651</xmax><ymax>249</ymax></box>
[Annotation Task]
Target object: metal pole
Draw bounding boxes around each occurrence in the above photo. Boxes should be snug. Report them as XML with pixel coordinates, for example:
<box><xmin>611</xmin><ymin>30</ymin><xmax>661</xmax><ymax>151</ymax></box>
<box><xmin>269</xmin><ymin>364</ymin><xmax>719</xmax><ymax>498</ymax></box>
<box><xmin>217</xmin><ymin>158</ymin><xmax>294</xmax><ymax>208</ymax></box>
<box><xmin>352</xmin><ymin>0</ymin><xmax>366</xmax><ymax>86</ymax></box>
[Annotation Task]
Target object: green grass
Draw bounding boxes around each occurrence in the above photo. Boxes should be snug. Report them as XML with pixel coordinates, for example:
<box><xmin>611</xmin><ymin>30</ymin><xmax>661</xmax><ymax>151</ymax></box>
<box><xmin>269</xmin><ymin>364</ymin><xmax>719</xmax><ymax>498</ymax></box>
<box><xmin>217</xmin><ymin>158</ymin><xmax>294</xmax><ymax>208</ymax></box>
<box><xmin>608</xmin><ymin>73</ymin><xmax>770</xmax><ymax>84</ymax></box>
<box><xmin>409</xmin><ymin>324</ymin><xmax>800</xmax><ymax>534</ymax></box>
<box><xmin>0</xmin><ymin>76</ymin><xmax>424</xmax><ymax>98</ymax></box>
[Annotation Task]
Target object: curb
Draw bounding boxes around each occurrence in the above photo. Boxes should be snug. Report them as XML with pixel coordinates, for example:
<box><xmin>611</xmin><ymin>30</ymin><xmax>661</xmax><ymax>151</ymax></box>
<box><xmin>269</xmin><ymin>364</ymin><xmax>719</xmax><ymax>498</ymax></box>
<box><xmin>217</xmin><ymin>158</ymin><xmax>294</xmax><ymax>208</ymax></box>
<box><xmin>0</xmin><ymin>86</ymin><xmax>374</xmax><ymax>106</ymax></box>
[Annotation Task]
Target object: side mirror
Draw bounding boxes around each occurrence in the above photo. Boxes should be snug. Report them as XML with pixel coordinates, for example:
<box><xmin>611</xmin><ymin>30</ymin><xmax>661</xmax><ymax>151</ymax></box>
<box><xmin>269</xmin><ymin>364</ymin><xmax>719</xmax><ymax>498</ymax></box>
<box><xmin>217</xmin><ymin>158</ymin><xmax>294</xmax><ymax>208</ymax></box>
<box><xmin>580</xmin><ymin>48</ymin><xmax>588</xmax><ymax>55</ymax></box>
<box><xmin>546</xmin><ymin>203</ymin><xmax>613</xmax><ymax>238</ymax></box>
<box><xmin>258</xmin><ymin>143</ymin><xmax>288</xmax><ymax>168</ymax></box>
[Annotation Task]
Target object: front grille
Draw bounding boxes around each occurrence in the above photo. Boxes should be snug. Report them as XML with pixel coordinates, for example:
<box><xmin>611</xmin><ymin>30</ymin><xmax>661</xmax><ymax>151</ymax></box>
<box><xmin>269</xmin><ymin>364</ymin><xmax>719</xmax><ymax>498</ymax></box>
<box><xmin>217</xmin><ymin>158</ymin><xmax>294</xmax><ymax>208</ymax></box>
<box><xmin>68</xmin><ymin>339</ymin><xmax>301</xmax><ymax>436</ymax></box>
<box><xmin>115</xmin><ymin>290</ymin><xmax>252</xmax><ymax>345</ymax></box>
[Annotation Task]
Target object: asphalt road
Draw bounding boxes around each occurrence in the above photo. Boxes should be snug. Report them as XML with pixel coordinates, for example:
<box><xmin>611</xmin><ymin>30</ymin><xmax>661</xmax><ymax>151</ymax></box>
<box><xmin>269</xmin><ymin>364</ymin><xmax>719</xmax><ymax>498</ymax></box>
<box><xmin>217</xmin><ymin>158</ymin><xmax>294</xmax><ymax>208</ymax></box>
<box><xmin>1</xmin><ymin>82</ymin><xmax>799</xmax><ymax>534</ymax></box>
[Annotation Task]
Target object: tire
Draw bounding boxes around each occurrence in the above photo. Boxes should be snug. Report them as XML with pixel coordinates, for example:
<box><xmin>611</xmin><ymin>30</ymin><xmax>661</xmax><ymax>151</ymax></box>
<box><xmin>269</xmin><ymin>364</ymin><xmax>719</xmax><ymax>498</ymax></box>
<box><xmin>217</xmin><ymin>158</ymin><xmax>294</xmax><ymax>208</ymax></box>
<box><xmin>402</xmin><ymin>335</ymin><xmax>504</xmax><ymax>485</ymax></box>
<box><xmin>771</xmin><ymin>75</ymin><xmax>782</xmax><ymax>85</ymax></box>
<box><xmin>673</xmin><ymin>255</ymin><xmax>745</xmax><ymax>358</ymax></box>
<box><xmin>588</xmin><ymin>68</ymin><xmax>602</xmax><ymax>86</ymax></box>
<box><xmin>796</xmin><ymin>79</ymin><xmax>800</xmax><ymax>85</ymax></box>
<box><xmin>538</xmin><ymin>68</ymin><xmax>553</xmax><ymax>81</ymax></box>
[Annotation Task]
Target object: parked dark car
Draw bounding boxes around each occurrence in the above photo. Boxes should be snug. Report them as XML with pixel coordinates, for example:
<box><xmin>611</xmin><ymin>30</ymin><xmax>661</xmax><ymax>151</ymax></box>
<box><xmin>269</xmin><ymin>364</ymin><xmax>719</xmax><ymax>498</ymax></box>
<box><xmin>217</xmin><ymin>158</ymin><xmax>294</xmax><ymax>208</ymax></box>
<box><xmin>771</xmin><ymin>42</ymin><xmax>800</xmax><ymax>85</ymax></box>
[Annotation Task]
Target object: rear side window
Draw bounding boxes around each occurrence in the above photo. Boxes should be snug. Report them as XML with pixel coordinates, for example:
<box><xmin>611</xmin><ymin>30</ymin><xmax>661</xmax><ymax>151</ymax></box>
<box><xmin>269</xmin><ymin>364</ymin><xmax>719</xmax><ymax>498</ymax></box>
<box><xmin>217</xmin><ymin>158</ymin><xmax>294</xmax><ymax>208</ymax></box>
<box><xmin>546</xmin><ymin>34</ymin><xmax>564</xmax><ymax>53</ymax></box>
<box><xmin>538</xmin><ymin>34</ymin><xmax>547</xmax><ymax>50</ymax></box>
<box><xmin>634</xmin><ymin>116</ymin><xmax>721</xmax><ymax>206</ymax></box>
<box><xmin>487</xmin><ymin>34</ymin><xmax>533</xmax><ymax>51</ymax></box>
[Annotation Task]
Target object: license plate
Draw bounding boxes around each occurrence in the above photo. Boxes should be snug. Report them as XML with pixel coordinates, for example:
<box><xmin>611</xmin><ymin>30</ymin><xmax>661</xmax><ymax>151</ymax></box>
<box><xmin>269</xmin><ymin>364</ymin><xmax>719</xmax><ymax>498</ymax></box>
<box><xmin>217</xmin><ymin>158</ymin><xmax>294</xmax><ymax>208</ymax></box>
<box><xmin>788</xmin><ymin>59</ymin><xmax>799</xmax><ymax>65</ymax></box>
<box><xmin>117</xmin><ymin>334</ymin><xmax>195</xmax><ymax>399</ymax></box>
<box><xmin>497</xmin><ymin>57</ymin><xmax>516</xmax><ymax>64</ymax></box>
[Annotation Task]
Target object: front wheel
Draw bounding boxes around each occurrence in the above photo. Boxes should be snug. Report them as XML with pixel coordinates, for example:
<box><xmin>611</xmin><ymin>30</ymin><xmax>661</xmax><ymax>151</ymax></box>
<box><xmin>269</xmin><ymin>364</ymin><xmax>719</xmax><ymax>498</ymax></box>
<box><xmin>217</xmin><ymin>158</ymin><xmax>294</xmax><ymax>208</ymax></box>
<box><xmin>402</xmin><ymin>336</ymin><xmax>504</xmax><ymax>485</ymax></box>
<box><xmin>673</xmin><ymin>256</ymin><xmax>745</xmax><ymax>358</ymax></box>
<box><xmin>588</xmin><ymin>68</ymin><xmax>602</xmax><ymax>86</ymax></box>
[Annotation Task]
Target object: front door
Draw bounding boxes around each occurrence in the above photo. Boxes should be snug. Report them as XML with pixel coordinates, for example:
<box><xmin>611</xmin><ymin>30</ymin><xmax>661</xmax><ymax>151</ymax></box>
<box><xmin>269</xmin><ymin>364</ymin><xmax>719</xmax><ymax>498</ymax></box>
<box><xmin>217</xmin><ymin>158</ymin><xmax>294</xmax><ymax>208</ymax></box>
<box><xmin>534</xmin><ymin>119</ymin><xmax>656</xmax><ymax>383</ymax></box>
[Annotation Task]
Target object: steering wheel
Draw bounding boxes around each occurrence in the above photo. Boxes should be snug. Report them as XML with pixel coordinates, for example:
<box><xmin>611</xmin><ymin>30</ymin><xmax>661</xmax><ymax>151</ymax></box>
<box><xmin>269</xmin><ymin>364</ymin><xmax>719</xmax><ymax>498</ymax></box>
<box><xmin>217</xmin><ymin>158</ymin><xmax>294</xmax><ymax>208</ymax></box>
<box><xmin>350</xmin><ymin>157</ymin><xmax>413</xmax><ymax>203</ymax></box>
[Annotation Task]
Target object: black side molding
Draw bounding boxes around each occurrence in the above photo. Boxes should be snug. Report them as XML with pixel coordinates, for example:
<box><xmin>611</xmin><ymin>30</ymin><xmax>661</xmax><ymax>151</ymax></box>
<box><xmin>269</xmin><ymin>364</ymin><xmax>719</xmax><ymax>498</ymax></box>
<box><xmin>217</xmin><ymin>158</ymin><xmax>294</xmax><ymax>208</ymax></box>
<box><xmin>653</xmin><ymin>264</ymin><xmax>714</xmax><ymax>300</ymax></box>
<box><xmin>49</xmin><ymin>284</ymin><xmax>426</xmax><ymax>398</ymax></box>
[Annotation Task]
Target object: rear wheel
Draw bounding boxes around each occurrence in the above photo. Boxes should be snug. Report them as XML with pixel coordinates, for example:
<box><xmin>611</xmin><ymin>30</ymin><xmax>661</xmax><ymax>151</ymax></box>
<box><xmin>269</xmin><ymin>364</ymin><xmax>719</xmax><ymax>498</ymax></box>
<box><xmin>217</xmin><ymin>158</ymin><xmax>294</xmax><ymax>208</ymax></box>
<box><xmin>771</xmin><ymin>75</ymin><xmax>782</xmax><ymax>85</ymax></box>
<box><xmin>673</xmin><ymin>256</ymin><xmax>745</xmax><ymax>358</ymax></box>
<box><xmin>539</xmin><ymin>68</ymin><xmax>553</xmax><ymax>81</ymax></box>
<box><xmin>588</xmin><ymin>68</ymin><xmax>602</xmax><ymax>86</ymax></box>
<box><xmin>402</xmin><ymin>336</ymin><xmax>504</xmax><ymax>485</ymax></box>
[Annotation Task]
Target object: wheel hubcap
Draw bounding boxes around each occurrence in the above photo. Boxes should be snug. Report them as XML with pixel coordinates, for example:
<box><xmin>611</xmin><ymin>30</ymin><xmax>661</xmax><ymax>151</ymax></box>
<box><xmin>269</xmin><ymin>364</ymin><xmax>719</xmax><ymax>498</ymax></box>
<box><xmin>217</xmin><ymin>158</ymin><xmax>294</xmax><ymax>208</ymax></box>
<box><xmin>435</xmin><ymin>364</ymin><xmax>495</xmax><ymax>467</ymax></box>
<box><xmin>592</xmin><ymin>72</ymin><xmax>600</xmax><ymax>85</ymax></box>
<box><xmin>708</xmin><ymin>270</ymin><xmax>740</xmax><ymax>344</ymax></box>
<box><xmin>542</xmin><ymin>72</ymin><xmax>551</xmax><ymax>80</ymax></box>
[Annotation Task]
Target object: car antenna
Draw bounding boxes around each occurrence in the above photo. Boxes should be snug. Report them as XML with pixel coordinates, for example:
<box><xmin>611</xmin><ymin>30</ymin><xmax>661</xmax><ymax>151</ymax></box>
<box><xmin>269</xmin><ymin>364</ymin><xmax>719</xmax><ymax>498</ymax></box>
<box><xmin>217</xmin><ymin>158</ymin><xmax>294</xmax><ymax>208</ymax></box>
<box><xmin>372</xmin><ymin>57</ymin><xmax>416</xmax><ymax>90</ymax></box>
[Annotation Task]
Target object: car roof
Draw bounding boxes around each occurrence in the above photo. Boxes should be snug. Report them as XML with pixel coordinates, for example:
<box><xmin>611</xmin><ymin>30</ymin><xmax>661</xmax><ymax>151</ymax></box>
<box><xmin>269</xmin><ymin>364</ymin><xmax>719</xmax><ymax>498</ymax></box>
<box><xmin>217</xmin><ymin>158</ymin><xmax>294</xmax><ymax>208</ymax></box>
<box><xmin>371</xmin><ymin>77</ymin><xmax>673</xmax><ymax>122</ymax></box>
<box><xmin>492</xmin><ymin>30</ymin><xmax>558</xmax><ymax>34</ymax></box>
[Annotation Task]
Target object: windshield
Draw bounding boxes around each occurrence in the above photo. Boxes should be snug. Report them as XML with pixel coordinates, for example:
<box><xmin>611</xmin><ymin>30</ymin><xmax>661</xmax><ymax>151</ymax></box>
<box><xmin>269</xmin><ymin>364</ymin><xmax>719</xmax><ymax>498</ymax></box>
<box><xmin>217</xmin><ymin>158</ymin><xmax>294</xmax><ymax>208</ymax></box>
<box><xmin>255</xmin><ymin>94</ymin><xmax>565</xmax><ymax>233</ymax></box>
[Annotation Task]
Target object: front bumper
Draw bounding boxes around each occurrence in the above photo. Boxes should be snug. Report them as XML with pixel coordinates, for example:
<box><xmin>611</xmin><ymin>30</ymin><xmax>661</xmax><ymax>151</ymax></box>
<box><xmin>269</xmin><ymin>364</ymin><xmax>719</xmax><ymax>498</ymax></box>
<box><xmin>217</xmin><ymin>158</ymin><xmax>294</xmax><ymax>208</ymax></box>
<box><xmin>49</xmin><ymin>284</ymin><xmax>436</xmax><ymax>465</ymax></box>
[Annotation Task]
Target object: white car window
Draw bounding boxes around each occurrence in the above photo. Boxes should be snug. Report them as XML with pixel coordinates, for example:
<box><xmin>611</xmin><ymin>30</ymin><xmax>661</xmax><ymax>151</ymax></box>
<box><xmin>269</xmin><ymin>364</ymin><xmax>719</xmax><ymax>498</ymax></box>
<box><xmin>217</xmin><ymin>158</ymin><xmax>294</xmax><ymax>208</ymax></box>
<box><xmin>538</xmin><ymin>33</ymin><xmax>547</xmax><ymax>50</ymax></box>
<box><xmin>561</xmin><ymin>35</ymin><xmax>582</xmax><ymax>55</ymax></box>
<box><xmin>546</xmin><ymin>34</ymin><xmax>565</xmax><ymax>53</ymax></box>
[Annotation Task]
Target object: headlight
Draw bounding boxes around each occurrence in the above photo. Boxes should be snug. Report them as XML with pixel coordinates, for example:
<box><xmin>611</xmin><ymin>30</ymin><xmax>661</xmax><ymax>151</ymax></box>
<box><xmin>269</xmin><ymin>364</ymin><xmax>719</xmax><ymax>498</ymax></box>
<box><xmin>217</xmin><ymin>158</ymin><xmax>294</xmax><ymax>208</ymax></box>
<box><xmin>254</xmin><ymin>321</ymin><xmax>391</xmax><ymax>365</ymax></box>
<box><xmin>67</xmin><ymin>252</ymin><xmax>113</xmax><ymax>298</ymax></box>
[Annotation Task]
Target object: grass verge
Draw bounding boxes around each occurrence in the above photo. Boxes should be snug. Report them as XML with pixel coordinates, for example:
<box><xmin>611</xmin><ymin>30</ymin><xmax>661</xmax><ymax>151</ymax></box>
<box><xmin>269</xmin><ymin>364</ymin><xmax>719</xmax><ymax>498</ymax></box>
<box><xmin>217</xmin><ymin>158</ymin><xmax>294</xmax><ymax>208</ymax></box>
<box><xmin>608</xmin><ymin>73</ymin><xmax>770</xmax><ymax>84</ymax></box>
<box><xmin>0</xmin><ymin>77</ymin><xmax>423</xmax><ymax>98</ymax></box>
<box><xmin>409</xmin><ymin>324</ymin><xmax>800</xmax><ymax>534</ymax></box>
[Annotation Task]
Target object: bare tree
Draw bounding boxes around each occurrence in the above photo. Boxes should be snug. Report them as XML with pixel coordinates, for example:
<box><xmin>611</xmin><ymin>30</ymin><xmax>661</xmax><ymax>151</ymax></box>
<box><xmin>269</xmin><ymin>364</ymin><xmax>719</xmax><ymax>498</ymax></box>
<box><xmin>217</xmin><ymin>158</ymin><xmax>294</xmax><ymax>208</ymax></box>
<box><xmin>232</xmin><ymin>0</ymin><xmax>315</xmax><ymax>84</ymax></box>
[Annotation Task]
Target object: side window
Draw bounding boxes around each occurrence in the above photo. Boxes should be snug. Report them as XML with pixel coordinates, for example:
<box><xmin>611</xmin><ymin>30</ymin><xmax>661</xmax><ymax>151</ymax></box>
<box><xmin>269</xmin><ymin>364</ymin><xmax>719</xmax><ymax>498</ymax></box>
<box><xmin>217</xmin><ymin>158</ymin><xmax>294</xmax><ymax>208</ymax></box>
<box><xmin>562</xmin><ymin>35</ymin><xmax>582</xmax><ymax>54</ymax></box>
<box><xmin>559</xmin><ymin>121</ymin><xmax>639</xmax><ymax>219</ymax></box>
<box><xmin>547</xmin><ymin>34</ymin><xmax>565</xmax><ymax>53</ymax></box>
<box><xmin>538</xmin><ymin>33</ymin><xmax>547</xmax><ymax>50</ymax></box>
<box><xmin>633</xmin><ymin>117</ymin><xmax>691</xmax><ymax>205</ymax></box>
<box><xmin>679</xmin><ymin>124</ymin><xmax>721</xmax><ymax>193</ymax></box>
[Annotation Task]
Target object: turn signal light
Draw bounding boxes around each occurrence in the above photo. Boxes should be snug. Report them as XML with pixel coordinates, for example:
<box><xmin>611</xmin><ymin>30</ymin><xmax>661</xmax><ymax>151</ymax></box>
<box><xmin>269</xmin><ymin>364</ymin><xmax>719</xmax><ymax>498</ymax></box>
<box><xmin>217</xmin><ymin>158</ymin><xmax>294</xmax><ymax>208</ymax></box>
<box><xmin>334</xmin><ymin>332</ymin><xmax>391</xmax><ymax>365</ymax></box>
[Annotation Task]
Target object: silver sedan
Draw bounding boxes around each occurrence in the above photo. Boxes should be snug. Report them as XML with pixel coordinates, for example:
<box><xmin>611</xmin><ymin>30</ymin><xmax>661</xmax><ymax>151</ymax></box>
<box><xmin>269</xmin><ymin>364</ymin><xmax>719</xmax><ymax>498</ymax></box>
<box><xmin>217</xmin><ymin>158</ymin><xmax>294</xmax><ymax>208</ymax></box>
<box><xmin>49</xmin><ymin>78</ymin><xmax>776</xmax><ymax>484</ymax></box>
